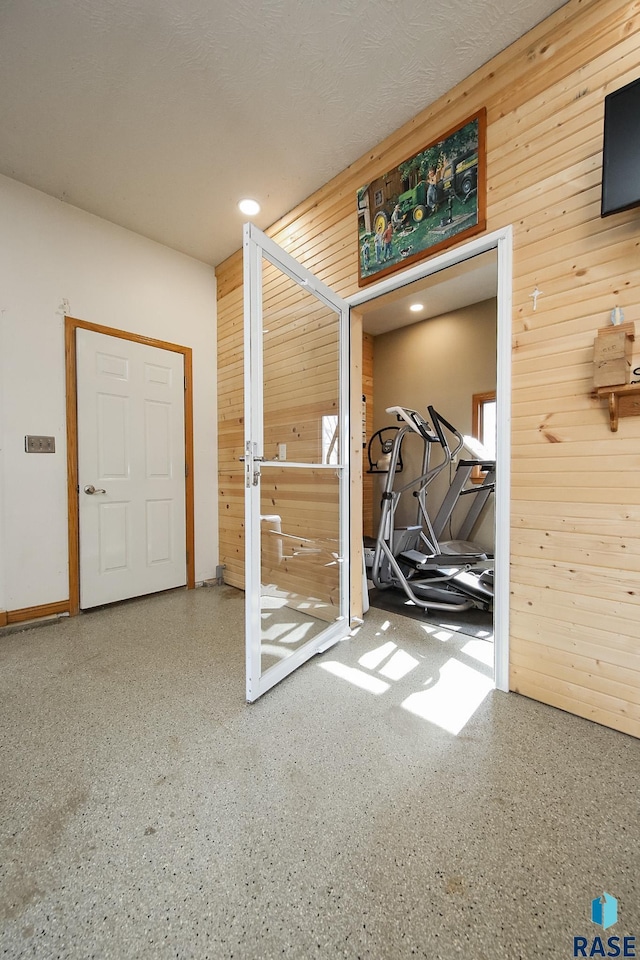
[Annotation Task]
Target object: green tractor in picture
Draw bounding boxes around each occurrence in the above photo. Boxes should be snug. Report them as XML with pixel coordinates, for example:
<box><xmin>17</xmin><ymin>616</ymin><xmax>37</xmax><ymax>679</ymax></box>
<box><xmin>373</xmin><ymin>181</ymin><xmax>428</xmax><ymax>235</ymax></box>
<box><xmin>397</xmin><ymin>181</ymin><xmax>430</xmax><ymax>226</ymax></box>
<box><xmin>372</xmin><ymin>147</ymin><xmax>479</xmax><ymax>235</ymax></box>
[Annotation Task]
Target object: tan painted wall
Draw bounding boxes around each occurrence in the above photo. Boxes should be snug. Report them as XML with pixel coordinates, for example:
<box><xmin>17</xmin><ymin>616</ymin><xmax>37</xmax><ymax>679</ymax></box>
<box><xmin>371</xmin><ymin>299</ymin><xmax>497</xmax><ymax>550</ymax></box>
<box><xmin>216</xmin><ymin>0</ymin><xmax>640</xmax><ymax>737</ymax></box>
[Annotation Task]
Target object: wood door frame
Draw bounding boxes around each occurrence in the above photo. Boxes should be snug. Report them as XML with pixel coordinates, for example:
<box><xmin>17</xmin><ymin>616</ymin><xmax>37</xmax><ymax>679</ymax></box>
<box><xmin>65</xmin><ymin>316</ymin><xmax>195</xmax><ymax>616</ymax></box>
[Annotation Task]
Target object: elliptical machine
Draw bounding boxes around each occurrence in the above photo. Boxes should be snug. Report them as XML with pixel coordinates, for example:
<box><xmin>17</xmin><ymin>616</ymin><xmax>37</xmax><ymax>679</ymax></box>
<box><xmin>368</xmin><ymin>404</ymin><xmax>495</xmax><ymax>613</ymax></box>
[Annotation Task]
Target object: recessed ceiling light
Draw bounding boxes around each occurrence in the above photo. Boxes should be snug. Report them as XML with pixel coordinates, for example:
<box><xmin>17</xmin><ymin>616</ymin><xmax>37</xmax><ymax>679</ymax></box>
<box><xmin>409</xmin><ymin>303</ymin><xmax>424</xmax><ymax>312</ymax></box>
<box><xmin>238</xmin><ymin>198</ymin><xmax>260</xmax><ymax>216</ymax></box>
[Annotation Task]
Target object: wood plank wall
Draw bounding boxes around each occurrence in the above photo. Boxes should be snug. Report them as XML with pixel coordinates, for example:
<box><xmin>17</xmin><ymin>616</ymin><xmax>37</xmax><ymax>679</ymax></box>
<box><xmin>223</xmin><ymin>255</ymin><xmax>342</xmax><ymax>612</ymax></box>
<box><xmin>216</xmin><ymin>0</ymin><xmax>640</xmax><ymax>738</ymax></box>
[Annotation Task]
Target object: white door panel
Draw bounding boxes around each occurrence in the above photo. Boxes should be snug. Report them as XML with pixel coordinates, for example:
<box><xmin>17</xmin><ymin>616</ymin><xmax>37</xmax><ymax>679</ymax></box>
<box><xmin>77</xmin><ymin>329</ymin><xmax>186</xmax><ymax>608</ymax></box>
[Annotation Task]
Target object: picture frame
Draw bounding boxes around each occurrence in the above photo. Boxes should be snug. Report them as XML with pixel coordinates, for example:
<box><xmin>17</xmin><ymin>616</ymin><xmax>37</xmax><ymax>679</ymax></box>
<box><xmin>356</xmin><ymin>109</ymin><xmax>487</xmax><ymax>286</ymax></box>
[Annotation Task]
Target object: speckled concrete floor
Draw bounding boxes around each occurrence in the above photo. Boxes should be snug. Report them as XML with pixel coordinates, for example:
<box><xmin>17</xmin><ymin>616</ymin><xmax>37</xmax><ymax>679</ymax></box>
<box><xmin>0</xmin><ymin>586</ymin><xmax>638</xmax><ymax>960</ymax></box>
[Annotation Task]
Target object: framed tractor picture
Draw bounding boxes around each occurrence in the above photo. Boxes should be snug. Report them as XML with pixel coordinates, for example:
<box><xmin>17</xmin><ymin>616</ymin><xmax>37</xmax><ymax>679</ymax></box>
<box><xmin>356</xmin><ymin>109</ymin><xmax>487</xmax><ymax>286</ymax></box>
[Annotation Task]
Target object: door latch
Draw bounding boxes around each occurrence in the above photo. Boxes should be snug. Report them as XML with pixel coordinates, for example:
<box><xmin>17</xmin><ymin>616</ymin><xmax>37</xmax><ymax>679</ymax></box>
<box><xmin>252</xmin><ymin>455</ymin><xmax>265</xmax><ymax>487</ymax></box>
<box><xmin>240</xmin><ymin>444</ymin><xmax>265</xmax><ymax>488</ymax></box>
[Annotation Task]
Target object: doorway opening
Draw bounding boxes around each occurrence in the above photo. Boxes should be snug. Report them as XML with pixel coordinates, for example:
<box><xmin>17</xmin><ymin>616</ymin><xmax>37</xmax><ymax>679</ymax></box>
<box><xmin>346</xmin><ymin>226</ymin><xmax>512</xmax><ymax>692</ymax></box>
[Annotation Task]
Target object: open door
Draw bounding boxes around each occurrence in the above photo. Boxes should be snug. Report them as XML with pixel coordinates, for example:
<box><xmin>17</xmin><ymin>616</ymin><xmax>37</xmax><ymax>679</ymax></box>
<box><xmin>243</xmin><ymin>223</ymin><xmax>351</xmax><ymax>702</ymax></box>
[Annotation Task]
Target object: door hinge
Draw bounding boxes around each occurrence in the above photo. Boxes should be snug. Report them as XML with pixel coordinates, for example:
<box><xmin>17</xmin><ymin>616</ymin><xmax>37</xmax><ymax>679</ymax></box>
<box><xmin>184</xmin><ymin>376</ymin><xmax>187</xmax><ymax>391</ymax></box>
<box><xmin>186</xmin><ymin>550</ymin><xmax>189</xmax><ymax>563</ymax></box>
<box><xmin>185</xmin><ymin>462</ymin><xmax>189</xmax><ymax>478</ymax></box>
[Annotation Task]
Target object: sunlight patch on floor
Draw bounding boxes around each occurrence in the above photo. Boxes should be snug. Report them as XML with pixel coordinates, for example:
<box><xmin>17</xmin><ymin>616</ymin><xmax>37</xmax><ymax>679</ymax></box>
<box><xmin>261</xmin><ymin>621</ymin><xmax>315</xmax><ymax>643</ymax></box>
<box><xmin>319</xmin><ymin>660</ymin><xmax>390</xmax><ymax>694</ymax></box>
<box><xmin>260</xmin><ymin>643</ymin><xmax>294</xmax><ymax>661</ymax></box>
<box><xmin>420</xmin><ymin>623</ymin><xmax>454</xmax><ymax>642</ymax></box>
<box><xmin>358</xmin><ymin>641</ymin><xmax>396</xmax><ymax>670</ymax></box>
<box><xmin>461</xmin><ymin>638</ymin><xmax>494</xmax><ymax>667</ymax></box>
<box><xmin>401</xmin><ymin>657</ymin><xmax>493</xmax><ymax>734</ymax></box>
<box><xmin>378</xmin><ymin>648</ymin><xmax>420</xmax><ymax>681</ymax></box>
<box><xmin>261</xmin><ymin>595</ymin><xmax>289</xmax><ymax>610</ymax></box>
<box><xmin>318</xmin><ymin>625</ymin><xmax>494</xmax><ymax>735</ymax></box>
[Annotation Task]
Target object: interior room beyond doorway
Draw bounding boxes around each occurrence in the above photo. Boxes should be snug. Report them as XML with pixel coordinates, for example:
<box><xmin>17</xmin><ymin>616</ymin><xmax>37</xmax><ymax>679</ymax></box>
<box><xmin>356</xmin><ymin>250</ymin><xmax>498</xmax><ymax>667</ymax></box>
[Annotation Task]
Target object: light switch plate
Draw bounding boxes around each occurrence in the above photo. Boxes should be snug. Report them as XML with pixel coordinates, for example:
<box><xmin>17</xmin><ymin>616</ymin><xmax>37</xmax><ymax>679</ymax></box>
<box><xmin>25</xmin><ymin>435</ymin><xmax>55</xmax><ymax>453</ymax></box>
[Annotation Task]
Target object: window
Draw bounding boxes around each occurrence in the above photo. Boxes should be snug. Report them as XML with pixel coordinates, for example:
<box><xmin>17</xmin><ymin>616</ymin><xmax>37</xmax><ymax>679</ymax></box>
<box><xmin>374</xmin><ymin>189</ymin><xmax>383</xmax><ymax>207</ymax></box>
<box><xmin>471</xmin><ymin>391</ymin><xmax>496</xmax><ymax>483</ymax></box>
<box><xmin>322</xmin><ymin>415</ymin><xmax>339</xmax><ymax>464</ymax></box>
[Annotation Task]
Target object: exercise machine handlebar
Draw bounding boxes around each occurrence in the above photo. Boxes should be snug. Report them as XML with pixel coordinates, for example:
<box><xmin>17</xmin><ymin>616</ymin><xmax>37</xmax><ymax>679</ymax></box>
<box><xmin>385</xmin><ymin>406</ymin><xmax>439</xmax><ymax>443</ymax></box>
<box><xmin>426</xmin><ymin>404</ymin><xmax>465</xmax><ymax>461</ymax></box>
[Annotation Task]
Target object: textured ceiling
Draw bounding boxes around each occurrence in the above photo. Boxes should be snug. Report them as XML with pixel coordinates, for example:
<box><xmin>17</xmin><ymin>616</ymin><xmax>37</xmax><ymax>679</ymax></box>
<box><xmin>0</xmin><ymin>0</ymin><xmax>568</xmax><ymax>266</ymax></box>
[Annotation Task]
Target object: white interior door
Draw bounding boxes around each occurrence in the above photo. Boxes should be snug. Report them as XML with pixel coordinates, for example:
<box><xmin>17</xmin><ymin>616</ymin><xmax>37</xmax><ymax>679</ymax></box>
<box><xmin>76</xmin><ymin>329</ymin><xmax>187</xmax><ymax>609</ymax></box>
<box><xmin>244</xmin><ymin>223</ymin><xmax>350</xmax><ymax>702</ymax></box>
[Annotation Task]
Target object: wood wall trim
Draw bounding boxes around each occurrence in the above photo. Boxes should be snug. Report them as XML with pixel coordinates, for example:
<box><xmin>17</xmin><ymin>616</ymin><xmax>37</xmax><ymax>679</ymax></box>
<box><xmin>65</xmin><ymin>316</ymin><xmax>80</xmax><ymax>616</ymax></box>
<box><xmin>0</xmin><ymin>610</ymin><xmax>7</xmax><ymax>627</ymax></box>
<box><xmin>183</xmin><ymin>347</ymin><xmax>195</xmax><ymax>587</ymax></box>
<box><xmin>350</xmin><ymin>312</ymin><xmax>364</xmax><ymax>620</ymax></box>
<box><xmin>65</xmin><ymin>316</ymin><xmax>195</xmax><ymax>616</ymax></box>
<box><xmin>64</xmin><ymin>318</ymin><xmax>192</xmax><ymax>355</ymax></box>
<box><xmin>5</xmin><ymin>601</ymin><xmax>70</xmax><ymax>625</ymax></box>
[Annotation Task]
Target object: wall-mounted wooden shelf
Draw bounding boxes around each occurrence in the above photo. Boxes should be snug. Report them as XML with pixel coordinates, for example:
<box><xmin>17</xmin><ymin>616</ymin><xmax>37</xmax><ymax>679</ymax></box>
<box><xmin>596</xmin><ymin>382</ymin><xmax>640</xmax><ymax>432</ymax></box>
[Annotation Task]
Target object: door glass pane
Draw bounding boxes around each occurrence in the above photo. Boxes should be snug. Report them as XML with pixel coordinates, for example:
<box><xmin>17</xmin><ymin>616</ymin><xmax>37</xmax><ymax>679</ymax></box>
<box><xmin>257</xmin><ymin>255</ymin><xmax>344</xmax><ymax>681</ymax></box>
<box><xmin>259</xmin><ymin>466</ymin><xmax>341</xmax><ymax>675</ymax></box>
<box><xmin>262</xmin><ymin>257</ymin><xmax>340</xmax><ymax>465</ymax></box>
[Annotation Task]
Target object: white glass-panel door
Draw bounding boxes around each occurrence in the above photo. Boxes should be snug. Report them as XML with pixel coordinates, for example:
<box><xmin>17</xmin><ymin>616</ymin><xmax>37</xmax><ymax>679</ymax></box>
<box><xmin>243</xmin><ymin>223</ymin><xmax>350</xmax><ymax>702</ymax></box>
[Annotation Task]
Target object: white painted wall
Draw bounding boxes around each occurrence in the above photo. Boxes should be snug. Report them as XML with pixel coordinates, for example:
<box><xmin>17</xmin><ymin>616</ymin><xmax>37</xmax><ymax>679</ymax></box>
<box><xmin>0</xmin><ymin>174</ymin><xmax>218</xmax><ymax>612</ymax></box>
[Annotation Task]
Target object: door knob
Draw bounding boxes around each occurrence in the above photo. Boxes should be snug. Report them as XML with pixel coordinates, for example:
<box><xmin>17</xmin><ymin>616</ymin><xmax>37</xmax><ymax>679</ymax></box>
<box><xmin>84</xmin><ymin>484</ymin><xmax>106</xmax><ymax>495</ymax></box>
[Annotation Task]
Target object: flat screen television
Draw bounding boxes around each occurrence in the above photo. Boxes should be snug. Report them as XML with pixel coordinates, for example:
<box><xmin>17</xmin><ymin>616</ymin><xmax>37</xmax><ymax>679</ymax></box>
<box><xmin>601</xmin><ymin>76</ymin><xmax>640</xmax><ymax>217</ymax></box>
